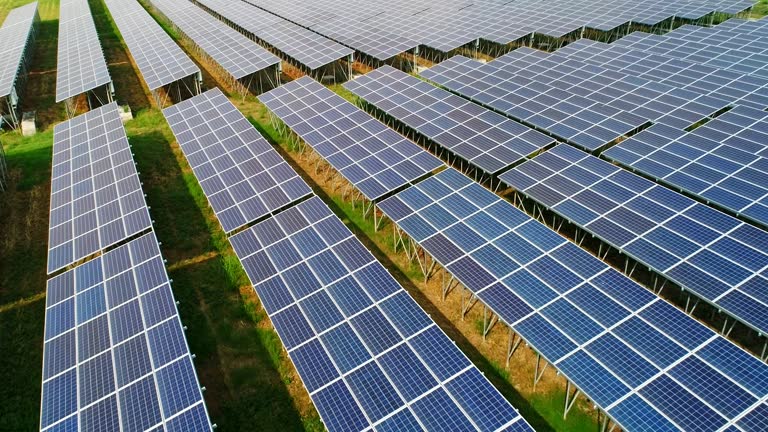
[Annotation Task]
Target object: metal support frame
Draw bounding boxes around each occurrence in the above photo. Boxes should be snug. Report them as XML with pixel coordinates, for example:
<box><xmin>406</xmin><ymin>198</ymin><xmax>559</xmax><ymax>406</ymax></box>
<box><xmin>482</xmin><ymin>306</ymin><xmax>498</xmax><ymax>340</ymax></box>
<box><xmin>533</xmin><ymin>354</ymin><xmax>548</xmax><ymax>389</ymax></box>
<box><xmin>563</xmin><ymin>381</ymin><xmax>581</xmax><ymax>419</ymax></box>
<box><xmin>505</xmin><ymin>328</ymin><xmax>523</xmax><ymax>367</ymax></box>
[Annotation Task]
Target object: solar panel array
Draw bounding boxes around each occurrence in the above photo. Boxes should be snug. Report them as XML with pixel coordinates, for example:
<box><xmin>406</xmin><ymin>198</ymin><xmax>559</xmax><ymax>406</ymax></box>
<box><xmin>241</xmin><ymin>0</ymin><xmax>752</xmax><ymax>57</ymax></box>
<box><xmin>613</xmin><ymin>30</ymin><xmax>768</xmax><ymax>79</ymax></box>
<box><xmin>102</xmin><ymin>0</ymin><xmax>199</xmax><ymax>92</ymax></box>
<box><xmin>163</xmin><ymin>88</ymin><xmax>312</xmax><ymax>233</ymax></box>
<box><xmin>421</xmin><ymin>58</ymin><xmax>674</xmax><ymax>151</ymax></box>
<box><xmin>195</xmin><ymin>0</ymin><xmax>353</xmax><ymax>71</ymax></box>
<box><xmin>552</xmin><ymin>39</ymin><xmax>768</xmax><ymax>111</ymax></box>
<box><xmin>344</xmin><ymin>66</ymin><xmax>556</xmax><ymax>175</ymax></box>
<box><xmin>41</xmin><ymin>232</ymin><xmax>212</xmax><ymax>432</ymax></box>
<box><xmin>604</xmin><ymin>105</ymin><xmax>768</xmax><ymax>228</ymax></box>
<box><xmin>259</xmin><ymin>77</ymin><xmax>443</xmax><ymax>202</ymax></box>
<box><xmin>379</xmin><ymin>166</ymin><xmax>768</xmax><ymax>432</ymax></box>
<box><xmin>55</xmin><ymin>0</ymin><xmax>112</xmax><ymax>102</ymax></box>
<box><xmin>717</xmin><ymin>16</ymin><xmax>768</xmax><ymax>37</ymax></box>
<box><xmin>424</xmin><ymin>48</ymin><xmax>732</xmax><ymax>132</ymax></box>
<box><xmin>164</xmin><ymin>87</ymin><xmax>533</xmax><ymax>431</ymax></box>
<box><xmin>149</xmin><ymin>0</ymin><xmax>280</xmax><ymax>80</ymax></box>
<box><xmin>0</xmin><ymin>1</ymin><xmax>37</xmax><ymax>99</ymax></box>
<box><xmin>230</xmin><ymin>196</ymin><xmax>534</xmax><ymax>432</ymax></box>
<box><xmin>500</xmin><ymin>144</ymin><xmax>768</xmax><ymax>336</ymax></box>
<box><xmin>48</xmin><ymin>102</ymin><xmax>152</xmax><ymax>274</ymax></box>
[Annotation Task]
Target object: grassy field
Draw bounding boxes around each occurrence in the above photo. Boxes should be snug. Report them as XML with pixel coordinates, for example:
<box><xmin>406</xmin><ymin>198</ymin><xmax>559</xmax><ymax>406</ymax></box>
<box><xmin>3</xmin><ymin>0</ymin><xmax>762</xmax><ymax>431</ymax></box>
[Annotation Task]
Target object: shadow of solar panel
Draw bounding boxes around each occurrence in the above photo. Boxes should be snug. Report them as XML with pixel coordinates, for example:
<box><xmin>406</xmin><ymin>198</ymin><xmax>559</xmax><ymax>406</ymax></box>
<box><xmin>163</xmin><ymin>88</ymin><xmax>312</xmax><ymax>233</ymax></box>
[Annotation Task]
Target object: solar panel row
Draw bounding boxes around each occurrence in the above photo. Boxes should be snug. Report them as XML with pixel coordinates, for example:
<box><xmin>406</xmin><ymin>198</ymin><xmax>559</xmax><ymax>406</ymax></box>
<box><xmin>195</xmin><ymin>0</ymin><xmax>353</xmax><ymax>71</ymax></box>
<box><xmin>501</xmin><ymin>144</ymin><xmax>768</xmax><ymax>337</ymax></box>
<box><xmin>344</xmin><ymin>66</ymin><xmax>556</xmax><ymax>176</ymax></box>
<box><xmin>242</xmin><ymin>0</ymin><xmax>752</xmax><ymax>57</ymax></box>
<box><xmin>149</xmin><ymin>0</ymin><xmax>281</xmax><ymax>81</ymax></box>
<box><xmin>41</xmin><ymin>232</ymin><xmax>211</xmax><ymax>432</ymax></box>
<box><xmin>163</xmin><ymin>88</ymin><xmax>534</xmax><ymax>431</ymax></box>
<box><xmin>102</xmin><ymin>0</ymin><xmax>200</xmax><ymax>92</ymax></box>
<box><xmin>259</xmin><ymin>76</ymin><xmax>443</xmax><ymax>202</ymax></box>
<box><xmin>551</xmin><ymin>39</ymin><xmax>768</xmax><ymax>111</ymax></box>
<box><xmin>379</xmin><ymin>166</ymin><xmax>768</xmax><ymax>432</ymax></box>
<box><xmin>231</xmin><ymin>196</ymin><xmax>534</xmax><ymax>432</ymax></box>
<box><xmin>47</xmin><ymin>102</ymin><xmax>152</xmax><ymax>274</ymax></box>
<box><xmin>55</xmin><ymin>0</ymin><xmax>112</xmax><ymax>103</ymax></box>
<box><xmin>42</xmin><ymin>103</ymin><xmax>211</xmax><ymax>432</ymax></box>
<box><xmin>604</xmin><ymin>105</ymin><xmax>768</xmax><ymax>228</ymax></box>
<box><xmin>0</xmin><ymin>1</ymin><xmax>37</xmax><ymax>100</ymax></box>
<box><xmin>163</xmin><ymin>88</ymin><xmax>312</xmax><ymax>233</ymax></box>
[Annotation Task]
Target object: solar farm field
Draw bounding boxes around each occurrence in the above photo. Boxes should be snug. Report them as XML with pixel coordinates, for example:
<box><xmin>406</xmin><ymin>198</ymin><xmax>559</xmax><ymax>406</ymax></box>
<box><xmin>2</xmin><ymin>1</ymin><xmax>768</xmax><ymax>431</ymax></box>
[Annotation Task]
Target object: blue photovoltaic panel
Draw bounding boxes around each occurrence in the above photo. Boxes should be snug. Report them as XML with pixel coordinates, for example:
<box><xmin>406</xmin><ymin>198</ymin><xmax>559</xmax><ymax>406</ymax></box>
<box><xmin>47</xmin><ymin>102</ymin><xmax>152</xmax><ymax>274</ymax></box>
<box><xmin>379</xmin><ymin>167</ymin><xmax>768</xmax><ymax>431</ymax></box>
<box><xmin>344</xmin><ymin>65</ymin><xmax>556</xmax><ymax>175</ymax></box>
<box><xmin>163</xmin><ymin>88</ymin><xmax>312</xmax><ymax>233</ymax></box>
<box><xmin>553</xmin><ymin>38</ymin><xmax>768</xmax><ymax>111</ymax></box>
<box><xmin>259</xmin><ymin>76</ymin><xmax>443</xmax><ymax>201</ymax></box>
<box><xmin>603</xmin><ymin>105</ymin><xmax>768</xmax><ymax>228</ymax></box>
<box><xmin>229</xmin><ymin>196</ymin><xmax>532</xmax><ymax>432</ymax></box>
<box><xmin>613</xmin><ymin>30</ymin><xmax>768</xmax><ymax>79</ymax></box>
<box><xmin>419</xmin><ymin>56</ymin><xmax>650</xmax><ymax>151</ymax></box>
<box><xmin>425</xmin><ymin>48</ymin><xmax>731</xmax><ymax>131</ymax></box>
<box><xmin>0</xmin><ymin>2</ymin><xmax>37</xmax><ymax>99</ymax></box>
<box><xmin>40</xmin><ymin>232</ymin><xmax>211</xmax><ymax>432</ymax></box>
<box><xmin>500</xmin><ymin>144</ymin><xmax>768</xmax><ymax>337</ymax></box>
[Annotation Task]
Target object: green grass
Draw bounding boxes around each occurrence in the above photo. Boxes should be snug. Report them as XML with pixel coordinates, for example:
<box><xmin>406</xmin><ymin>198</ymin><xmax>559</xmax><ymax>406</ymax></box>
<box><xmin>753</xmin><ymin>0</ymin><xmax>768</xmax><ymax>18</ymax></box>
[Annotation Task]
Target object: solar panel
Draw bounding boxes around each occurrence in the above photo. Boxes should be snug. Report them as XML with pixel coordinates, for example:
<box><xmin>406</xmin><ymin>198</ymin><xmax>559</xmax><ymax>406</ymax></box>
<box><xmin>0</xmin><ymin>1</ymin><xmax>37</xmax><ymax>99</ymax></box>
<box><xmin>419</xmin><ymin>56</ymin><xmax>658</xmax><ymax>152</ymax></box>
<box><xmin>40</xmin><ymin>231</ymin><xmax>212</xmax><ymax>432</ymax></box>
<box><xmin>436</xmin><ymin>48</ymin><xmax>732</xmax><ymax>131</ymax></box>
<box><xmin>716</xmin><ymin>16</ymin><xmax>768</xmax><ymax>38</ymax></box>
<box><xmin>500</xmin><ymin>144</ymin><xmax>768</xmax><ymax>336</ymax></box>
<box><xmin>102</xmin><ymin>0</ymin><xmax>200</xmax><ymax>92</ymax></box>
<box><xmin>229</xmin><ymin>195</ymin><xmax>533</xmax><ymax>432</ymax></box>
<box><xmin>603</xmin><ymin>105</ymin><xmax>768</xmax><ymax>228</ymax></box>
<box><xmin>163</xmin><ymin>88</ymin><xmax>312</xmax><ymax>233</ymax></box>
<box><xmin>344</xmin><ymin>66</ymin><xmax>556</xmax><ymax>175</ymax></box>
<box><xmin>196</xmin><ymin>0</ymin><xmax>353</xmax><ymax>71</ymax></box>
<box><xmin>259</xmin><ymin>77</ymin><xmax>443</xmax><ymax>202</ymax></box>
<box><xmin>613</xmin><ymin>31</ymin><xmax>768</xmax><ymax>79</ymax></box>
<box><xmin>149</xmin><ymin>0</ymin><xmax>281</xmax><ymax>80</ymax></box>
<box><xmin>379</xmin><ymin>167</ymin><xmax>768</xmax><ymax>431</ymax></box>
<box><xmin>55</xmin><ymin>0</ymin><xmax>112</xmax><ymax>102</ymax></box>
<box><xmin>553</xmin><ymin>38</ymin><xmax>768</xmax><ymax>111</ymax></box>
<box><xmin>48</xmin><ymin>102</ymin><xmax>152</xmax><ymax>274</ymax></box>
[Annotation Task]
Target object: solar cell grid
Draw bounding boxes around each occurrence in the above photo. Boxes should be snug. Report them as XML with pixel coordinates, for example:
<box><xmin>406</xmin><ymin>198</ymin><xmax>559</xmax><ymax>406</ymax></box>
<box><xmin>379</xmin><ymin>166</ymin><xmax>768</xmax><ymax>431</ymax></box>
<box><xmin>344</xmin><ymin>66</ymin><xmax>556</xmax><ymax>175</ymax></box>
<box><xmin>501</xmin><ymin>144</ymin><xmax>768</xmax><ymax>337</ymax></box>
<box><xmin>229</xmin><ymin>196</ymin><xmax>533</xmax><ymax>431</ymax></box>
<box><xmin>55</xmin><ymin>0</ymin><xmax>111</xmax><ymax>102</ymax></box>
<box><xmin>48</xmin><ymin>102</ymin><xmax>152</xmax><ymax>274</ymax></box>
<box><xmin>40</xmin><ymin>232</ymin><xmax>211</xmax><ymax>432</ymax></box>
<box><xmin>259</xmin><ymin>76</ymin><xmax>443</xmax><ymax>201</ymax></box>
<box><xmin>102</xmin><ymin>0</ymin><xmax>200</xmax><ymax>92</ymax></box>
<box><xmin>163</xmin><ymin>88</ymin><xmax>312</xmax><ymax>233</ymax></box>
<box><xmin>603</xmin><ymin>105</ymin><xmax>768</xmax><ymax>228</ymax></box>
<box><xmin>420</xmin><ymin>54</ymin><xmax>650</xmax><ymax>151</ymax></box>
<box><xmin>149</xmin><ymin>0</ymin><xmax>280</xmax><ymax>80</ymax></box>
